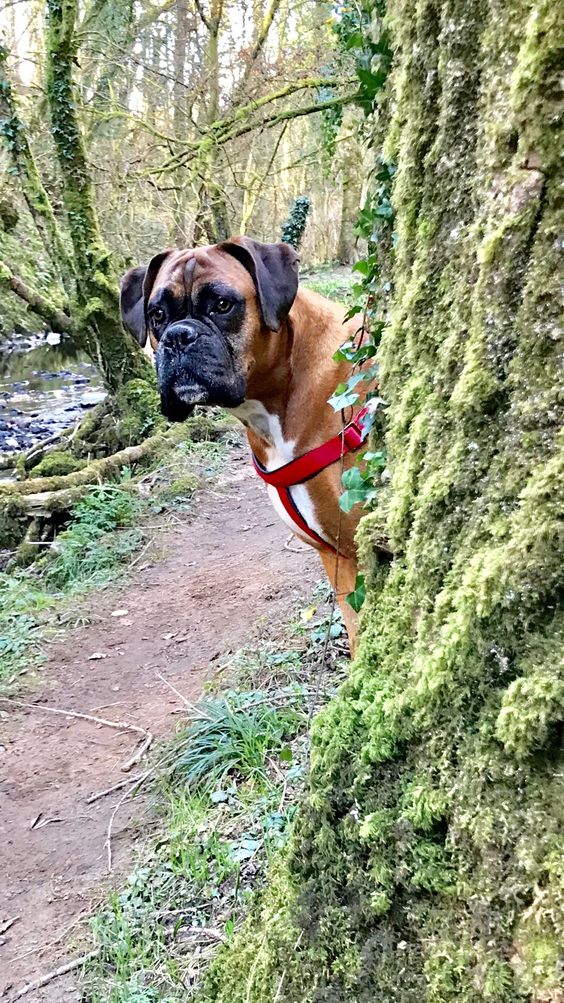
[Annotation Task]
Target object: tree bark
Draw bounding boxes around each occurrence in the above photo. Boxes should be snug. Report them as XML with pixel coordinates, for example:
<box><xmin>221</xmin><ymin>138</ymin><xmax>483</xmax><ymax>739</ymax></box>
<box><xmin>45</xmin><ymin>0</ymin><xmax>152</xmax><ymax>391</ymax></box>
<box><xmin>200</xmin><ymin>2</ymin><xmax>564</xmax><ymax>1001</ymax></box>
<box><xmin>336</xmin><ymin>163</ymin><xmax>361</xmax><ymax>264</ymax></box>
<box><xmin>0</xmin><ymin>44</ymin><xmax>74</xmax><ymax>286</ymax></box>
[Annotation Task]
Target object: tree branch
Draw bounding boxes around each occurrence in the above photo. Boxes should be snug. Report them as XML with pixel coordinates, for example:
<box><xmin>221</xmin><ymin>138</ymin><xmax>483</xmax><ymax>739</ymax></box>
<box><xmin>0</xmin><ymin>261</ymin><xmax>75</xmax><ymax>333</ymax></box>
<box><xmin>0</xmin><ymin>44</ymin><xmax>74</xmax><ymax>285</ymax></box>
<box><xmin>194</xmin><ymin>0</ymin><xmax>211</xmax><ymax>30</ymax></box>
<box><xmin>235</xmin><ymin>0</ymin><xmax>282</xmax><ymax>98</ymax></box>
<box><xmin>146</xmin><ymin>91</ymin><xmax>359</xmax><ymax>177</ymax></box>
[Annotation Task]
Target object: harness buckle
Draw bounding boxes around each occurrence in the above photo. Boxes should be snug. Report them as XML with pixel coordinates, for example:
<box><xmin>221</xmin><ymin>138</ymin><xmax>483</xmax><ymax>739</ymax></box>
<box><xmin>343</xmin><ymin>420</ymin><xmax>366</xmax><ymax>450</ymax></box>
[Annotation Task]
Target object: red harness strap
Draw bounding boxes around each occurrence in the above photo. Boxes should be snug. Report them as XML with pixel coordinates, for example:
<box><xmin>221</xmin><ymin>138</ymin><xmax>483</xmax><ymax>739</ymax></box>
<box><xmin>252</xmin><ymin>405</ymin><xmax>371</xmax><ymax>554</ymax></box>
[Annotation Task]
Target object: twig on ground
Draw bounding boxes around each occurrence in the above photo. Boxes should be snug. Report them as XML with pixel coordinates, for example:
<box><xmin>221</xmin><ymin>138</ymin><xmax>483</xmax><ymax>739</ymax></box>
<box><xmin>156</xmin><ymin>672</ymin><xmax>213</xmax><ymax>720</ymax></box>
<box><xmin>86</xmin><ymin>771</ymin><xmax>148</xmax><ymax>805</ymax></box>
<box><xmin>121</xmin><ymin>733</ymin><xmax>153</xmax><ymax>772</ymax></box>
<box><xmin>0</xmin><ymin>916</ymin><xmax>19</xmax><ymax>935</ymax></box>
<box><xmin>0</xmin><ymin>698</ymin><xmax>152</xmax><ymax>773</ymax></box>
<box><xmin>7</xmin><ymin>949</ymin><xmax>100</xmax><ymax>1002</ymax></box>
<box><xmin>283</xmin><ymin>533</ymin><xmax>308</xmax><ymax>553</ymax></box>
<box><xmin>106</xmin><ymin>788</ymin><xmax>131</xmax><ymax>872</ymax></box>
<box><xmin>273</xmin><ymin>972</ymin><xmax>286</xmax><ymax>1002</ymax></box>
<box><xmin>9</xmin><ymin>912</ymin><xmax>90</xmax><ymax>964</ymax></box>
<box><xmin>1</xmin><ymin>698</ymin><xmax>149</xmax><ymax>746</ymax></box>
<box><xmin>0</xmin><ymin>698</ymin><xmax>147</xmax><ymax>739</ymax></box>
<box><xmin>176</xmin><ymin>926</ymin><xmax>226</xmax><ymax>943</ymax></box>
<box><xmin>128</xmin><ymin>536</ymin><xmax>154</xmax><ymax>570</ymax></box>
<box><xmin>105</xmin><ymin>772</ymin><xmax>148</xmax><ymax>871</ymax></box>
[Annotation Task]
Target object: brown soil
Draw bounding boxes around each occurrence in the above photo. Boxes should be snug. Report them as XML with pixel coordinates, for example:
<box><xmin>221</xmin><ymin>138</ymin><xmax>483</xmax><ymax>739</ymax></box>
<box><xmin>0</xmin><ymin>447</ymin><xmax>319</xmax><ymax>1001</ymax></box>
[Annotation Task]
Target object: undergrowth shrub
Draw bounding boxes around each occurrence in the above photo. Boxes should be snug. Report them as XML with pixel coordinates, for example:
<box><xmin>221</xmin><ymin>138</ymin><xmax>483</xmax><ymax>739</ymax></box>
<box><xmin>45</xmin><ymin>485</ymin><xmax>141</xmax><ymax>589</ymax></box>
<box><xmin>170</xmin><ymin>691</ymin><xmax>304</xmax><ymax>787</ymax></box>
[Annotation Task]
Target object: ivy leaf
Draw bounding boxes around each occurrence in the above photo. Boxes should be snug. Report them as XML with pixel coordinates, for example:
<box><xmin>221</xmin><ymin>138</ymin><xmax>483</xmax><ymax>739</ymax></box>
<box><xmin>328</xmin><ymin>386</ymin><xmax>359</xmax><ymax>410</ymax></box>
<box><xmin>346</xmin><ymin>575</ymin><xmax>366</xmax><ymax>613</ymax></box>
<box><xmin>352</xmin><ymin>259</ymin><xmax>372</xmax><ymax>277</ymax></box>
<box><xmin>341</xmin><ymin>466</ymin><xmax>368</xmax><ymax>491</ymax></box>
<box><xmin>339</xmin><ymin>488</ymin><xmax>370</xmax><ymax>513</ymax></box>
<box><xmin>328</xmin><ymin>372</ymin><xmax>365</xmax><ymax>411</ymax></box>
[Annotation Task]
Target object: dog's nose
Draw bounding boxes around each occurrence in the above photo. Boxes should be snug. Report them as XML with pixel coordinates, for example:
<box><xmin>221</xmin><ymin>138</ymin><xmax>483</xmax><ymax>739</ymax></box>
<box><xmin>162</xmin><ymin>322</ymin><xmax>199</xmax><ymax>349</ymax></box>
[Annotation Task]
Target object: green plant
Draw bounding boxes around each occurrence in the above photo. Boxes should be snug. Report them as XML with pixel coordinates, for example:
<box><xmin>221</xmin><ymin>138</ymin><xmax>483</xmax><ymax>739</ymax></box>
<box><xmin>302</xmin><ymin>271</ymin><xmax>353</xmax><ymax>303</ymax></box>
<box><xmin>280</xmin><ymin>195</ymin><xmax>311</xmax><ymax>249</ymax></box>
<box><xmin>170</xmin><ymin>692</ymin><xmax>304</xmax><ymax>788</ymax></box>
<box><xmin>45</xmin><ymin>485</ymin><xmax>142</xmax><ymax>589</ymax></box>
<box><xmin>0</xmin><ymin>573</ymin><xmax>55</xmax><ymax>685</ymax></box>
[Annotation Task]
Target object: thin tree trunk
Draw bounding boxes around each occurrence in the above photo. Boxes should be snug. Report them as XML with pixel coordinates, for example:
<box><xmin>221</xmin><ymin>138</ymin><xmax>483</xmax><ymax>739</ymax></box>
<box><xmin>336</xmin><ymin>160</ymin><xmax>361</xmax><ymax>264</ymax></box>
<box><xmin>172</xmin><ymin>0</ymin><xmax>189</xmax><ymax>245</ymax></box>
<box><xmin>44</xmin><ymin>0</ymin><xmax>151</xmax><ymax>390</ymax></box>
<box><xmin>193</xmin><ymin>0</ymin><xmax>230</xmax><ymax>242</ymax></box>
<box><xmin>0</xmin><ymin>44</ymin><xmax>74</xmax><ymax>287</ymax></box>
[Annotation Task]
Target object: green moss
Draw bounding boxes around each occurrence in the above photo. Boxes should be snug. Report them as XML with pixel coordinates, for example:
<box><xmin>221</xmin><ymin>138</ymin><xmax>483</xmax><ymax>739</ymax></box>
<box><xmin>71</xmin><ymin>378</ymin><xmax>164</xmax><ymax>457</ymax></box>
<box><xmin>514</xmin><ymin>904</ymin><xmax>564</xmax><ymax>999</ymax></box>
<box><xmin>33</xmin><ymin>450</ymin><xmax>86</xmax><ymax>477</ymax></box>
<box><xmin>161</xmin><ymin>474</ymin><xmax>200</xmax><ymax>500</ymax></box>
<box><xmin>0</xmin><ymin>496</ymin><xmax>27</xmax><ymax>548</ymax></box>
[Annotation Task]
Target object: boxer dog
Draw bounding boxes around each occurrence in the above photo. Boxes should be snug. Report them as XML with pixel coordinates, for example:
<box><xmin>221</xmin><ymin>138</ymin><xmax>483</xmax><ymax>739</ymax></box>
<box><xmin>120</xmin><ymin>238</ymin><xmax>378</xmax><ymax>649</ymax></box>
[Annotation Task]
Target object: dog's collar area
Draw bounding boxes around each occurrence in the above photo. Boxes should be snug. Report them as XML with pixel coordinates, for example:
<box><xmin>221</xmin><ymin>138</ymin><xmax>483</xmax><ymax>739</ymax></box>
<box><xmin>252</xmin><ymin>405</ymin><xmax>371</xmax><ymax>554</ymax></box>
<box><xmin>252</xmin><ymin>405</ymin><xmax>370</xmax><ymax>489</ymax></box>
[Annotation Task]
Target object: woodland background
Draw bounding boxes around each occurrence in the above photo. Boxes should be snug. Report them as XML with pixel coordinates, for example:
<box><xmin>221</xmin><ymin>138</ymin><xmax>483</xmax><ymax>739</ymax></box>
<box><xmin>0</xmin><ymin>0</ymin><xmax>366</xmax><ymax>340</ymax></box>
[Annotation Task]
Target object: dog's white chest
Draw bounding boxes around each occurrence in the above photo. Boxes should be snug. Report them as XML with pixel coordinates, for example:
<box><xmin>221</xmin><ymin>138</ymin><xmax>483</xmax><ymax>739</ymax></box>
<box><xmin>232</xmin><ymin>400</ymin><xmax>331</xmax><ymax>548</ymax></box>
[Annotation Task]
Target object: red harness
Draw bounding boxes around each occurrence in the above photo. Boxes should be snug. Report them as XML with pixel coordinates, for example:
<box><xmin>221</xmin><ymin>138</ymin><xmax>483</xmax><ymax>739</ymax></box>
<box><xmin>252</xmin><ymin>405</ymin><xmax>371</xmax><ymax>554</ymax></box>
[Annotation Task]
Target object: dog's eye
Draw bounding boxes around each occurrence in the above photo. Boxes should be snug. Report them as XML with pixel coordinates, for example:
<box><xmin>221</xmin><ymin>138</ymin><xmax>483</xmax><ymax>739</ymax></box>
<box><xmin>150</xmin><ymin>306</ymin><xmax>165</xmax><ymax>325</ymax></box>
<box><xmin>214</xmin><ymin>298</ymin><xmax>232</xmax><ymax>314</ymax></box>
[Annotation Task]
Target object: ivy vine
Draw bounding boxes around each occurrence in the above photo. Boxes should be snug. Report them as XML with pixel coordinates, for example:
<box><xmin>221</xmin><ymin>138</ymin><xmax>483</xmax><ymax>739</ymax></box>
<box><xmin>330</xmin><ymin>2</ymin><xmax>395</xmax><ymax>610</ymax></box>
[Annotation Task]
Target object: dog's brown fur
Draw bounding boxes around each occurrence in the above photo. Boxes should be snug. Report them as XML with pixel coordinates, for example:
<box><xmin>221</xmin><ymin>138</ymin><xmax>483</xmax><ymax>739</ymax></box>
<box><xmin>121</xmin><ymin>241</ymin><xmax>370</xmax><ymax>650</ymax></box>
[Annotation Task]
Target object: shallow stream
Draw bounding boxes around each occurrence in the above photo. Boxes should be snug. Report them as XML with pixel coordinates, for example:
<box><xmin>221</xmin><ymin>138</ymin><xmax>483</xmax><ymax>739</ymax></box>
<box><xmin>0</xmin><ymin>332</ymin><xmax>106</xmax><ymax>455</ymax></box>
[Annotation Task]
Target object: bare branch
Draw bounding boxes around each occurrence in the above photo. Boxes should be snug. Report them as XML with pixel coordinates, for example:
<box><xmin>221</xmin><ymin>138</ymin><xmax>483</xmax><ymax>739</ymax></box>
<box><xmin>194</xmin><ymin>0</ymin><xmax>211</xmax><ymax>30</ymax></box>
<box><xmin>236</xmin><ymin>0</ymin><xmax>282</xmax><ymax>97</ymax></box>
<box><xmin>147</xmin><ymin>91</ymin><xmax>358</xmax><ymax>177</ymax></box>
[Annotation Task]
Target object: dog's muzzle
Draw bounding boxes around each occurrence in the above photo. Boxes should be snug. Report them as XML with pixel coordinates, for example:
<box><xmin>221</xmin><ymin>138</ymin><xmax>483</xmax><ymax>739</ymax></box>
<box><xmin>155</xmin><ymin>319</ymin><xmax>245</xmax><ymax>421</ymax></box>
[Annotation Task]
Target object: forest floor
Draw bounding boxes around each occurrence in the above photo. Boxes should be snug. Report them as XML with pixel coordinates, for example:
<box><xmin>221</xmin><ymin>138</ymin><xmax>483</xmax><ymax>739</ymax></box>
<box><xmin>0</xmin><ymin>439</ymin><xmax>339</xmax><ymax>1002</ymax></box>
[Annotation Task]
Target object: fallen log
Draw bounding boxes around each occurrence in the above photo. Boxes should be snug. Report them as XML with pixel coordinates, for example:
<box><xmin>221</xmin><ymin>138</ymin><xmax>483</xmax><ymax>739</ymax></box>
<box><xmin>0</xmin><ymin>414</ymin><xmax>237</xmax><ymax>555</ymax></box>
<box><xmin>0</xmin><ymin>430</ymin><xmax>173</xmax><ymax>498</ymax></box>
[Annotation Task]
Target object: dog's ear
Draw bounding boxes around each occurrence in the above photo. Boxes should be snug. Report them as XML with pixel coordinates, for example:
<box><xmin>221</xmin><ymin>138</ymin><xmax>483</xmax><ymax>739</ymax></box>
<box><xmin>218</xmin><ymin>237</ymin><xmax>299</xmax><ymax>332</ymax></box>
<box><xmin>120</xmin><ymin>250</ymin><xmax>173</xmax><ymax>346</ymax></box>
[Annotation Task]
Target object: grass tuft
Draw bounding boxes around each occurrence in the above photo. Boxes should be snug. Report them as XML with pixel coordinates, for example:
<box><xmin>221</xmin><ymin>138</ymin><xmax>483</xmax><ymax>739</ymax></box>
<box><xmin>170</xmin><ymin>691</ymin><xmax>305</xmax><ymax>788</ymax></box>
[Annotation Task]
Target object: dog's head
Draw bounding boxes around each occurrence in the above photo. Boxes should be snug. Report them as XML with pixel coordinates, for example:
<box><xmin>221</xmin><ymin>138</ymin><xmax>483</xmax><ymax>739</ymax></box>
<box><xmin>120</xmin><ymin>237</ymin><xmax>299</xmax><ymax>421</ymax></box>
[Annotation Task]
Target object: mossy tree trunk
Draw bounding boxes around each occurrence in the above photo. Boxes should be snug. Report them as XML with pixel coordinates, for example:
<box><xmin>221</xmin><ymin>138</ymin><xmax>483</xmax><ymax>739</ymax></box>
<box><xmin>199</xmin><ymin>2</ymin><xmax>564</xmax><ymax>1002</ymax></box>
<box><xmin>44</xmin><ymin>0</ymin><xmax>152</xmax><ymax>391</ymax></box>
<box><xmin>0</xmin><ymin>43</ymin><xmax>74</xmax><ymax>288</ymax></box>
<box><xmin>192</xmin><ymin>0</ymin><xmax>230</xmax><ymax>243</ymax></box>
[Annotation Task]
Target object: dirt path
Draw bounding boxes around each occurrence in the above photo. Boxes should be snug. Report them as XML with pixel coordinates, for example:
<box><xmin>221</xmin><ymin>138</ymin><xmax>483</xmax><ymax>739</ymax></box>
<box><xmin>0</xmin><ymin>448</ymin><xmax>319</xmax><ymax>1001</ymax></box>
